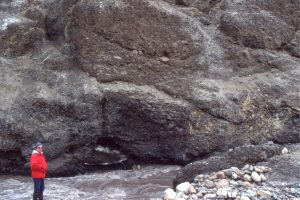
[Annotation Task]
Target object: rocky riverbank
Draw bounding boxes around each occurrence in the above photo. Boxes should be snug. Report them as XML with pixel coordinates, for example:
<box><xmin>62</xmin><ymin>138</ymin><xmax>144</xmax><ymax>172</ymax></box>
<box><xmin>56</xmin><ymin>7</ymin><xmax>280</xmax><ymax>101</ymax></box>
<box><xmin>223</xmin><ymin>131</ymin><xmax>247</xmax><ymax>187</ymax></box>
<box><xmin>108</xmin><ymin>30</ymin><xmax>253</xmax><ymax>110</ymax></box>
<box><xmin>164</xmin><ymin>165</ymin><xmax>299</xmax><ymax>200</ymax></box>
<box><xmin>164</xmin><ymin>144</ymin><xmax>300</xmax><ymax>200</ymax></box>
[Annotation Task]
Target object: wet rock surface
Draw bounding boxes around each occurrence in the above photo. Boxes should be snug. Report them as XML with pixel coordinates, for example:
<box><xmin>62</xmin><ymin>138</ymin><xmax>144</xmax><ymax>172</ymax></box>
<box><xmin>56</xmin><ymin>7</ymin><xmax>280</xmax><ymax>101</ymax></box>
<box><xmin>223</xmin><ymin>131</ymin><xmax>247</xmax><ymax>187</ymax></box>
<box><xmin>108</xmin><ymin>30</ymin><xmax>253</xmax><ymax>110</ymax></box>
<box><xmin>0</xmin><ymin>0</ymin><xmax>299</xmax><ymax>177</ymax></box>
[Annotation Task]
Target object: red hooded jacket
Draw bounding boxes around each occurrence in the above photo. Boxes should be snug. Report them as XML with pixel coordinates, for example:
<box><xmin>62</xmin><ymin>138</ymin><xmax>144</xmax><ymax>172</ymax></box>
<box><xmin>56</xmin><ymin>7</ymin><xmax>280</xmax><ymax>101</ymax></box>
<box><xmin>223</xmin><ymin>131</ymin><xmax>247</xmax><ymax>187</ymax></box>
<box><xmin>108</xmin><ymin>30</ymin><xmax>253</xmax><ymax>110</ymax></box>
<box><xmin>30</xmin><ymin>150</ymin><xmax>48</xmax><ymax>178</ymax></box>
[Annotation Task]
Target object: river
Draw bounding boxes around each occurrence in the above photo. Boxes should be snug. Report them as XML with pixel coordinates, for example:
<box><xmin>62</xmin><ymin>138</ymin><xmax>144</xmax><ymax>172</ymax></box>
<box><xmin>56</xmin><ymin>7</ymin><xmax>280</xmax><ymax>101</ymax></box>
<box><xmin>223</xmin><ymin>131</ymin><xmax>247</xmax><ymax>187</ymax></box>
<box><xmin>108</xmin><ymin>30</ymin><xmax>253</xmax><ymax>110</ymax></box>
<box><xmin>0</xmin><ymin>165</ymin><xmax>180</xmax><ymax>200</ymax></box>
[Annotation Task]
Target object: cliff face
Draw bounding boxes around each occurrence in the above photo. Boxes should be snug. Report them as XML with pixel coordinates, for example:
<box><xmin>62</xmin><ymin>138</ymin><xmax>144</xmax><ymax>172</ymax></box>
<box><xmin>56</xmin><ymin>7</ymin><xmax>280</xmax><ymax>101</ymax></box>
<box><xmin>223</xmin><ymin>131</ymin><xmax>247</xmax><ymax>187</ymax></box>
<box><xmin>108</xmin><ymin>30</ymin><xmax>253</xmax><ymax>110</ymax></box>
<box><xmin>0</xmin><ymin>0</ymin><xmax>299</xmax><ymax>176</ymax></box>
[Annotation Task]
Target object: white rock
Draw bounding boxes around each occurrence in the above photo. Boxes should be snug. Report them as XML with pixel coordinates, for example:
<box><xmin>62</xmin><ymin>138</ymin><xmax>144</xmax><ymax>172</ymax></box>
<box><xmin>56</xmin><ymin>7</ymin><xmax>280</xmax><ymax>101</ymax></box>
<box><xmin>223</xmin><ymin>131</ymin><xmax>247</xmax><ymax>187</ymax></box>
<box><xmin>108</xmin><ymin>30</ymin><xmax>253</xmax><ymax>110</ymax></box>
<box><xmin>163</xmin><ymin>188</ymin><xmax>176</xmax><ymax>200</ymax></box>
<box><xmin>176</xmin><ymin>182</ymin><xmax>192</xmax><ymax>194</ymax></box>
<box><xmin>196</xmin><ymin>174</ymin><xmax>204</xmax><ymax>179</ymax></box>
<box><xmin>113</xmin><ymin>56</ymin><xmax>122</xmax><ymax>60</ymax></box>
<box><xmin>181</xmin><ymin>194</ymin><xmax>189</xmax><ymax>199</ymax></box>
<box><xmin>282</xmin><ymin>147</ymin><xmax>289</xmax><ymax>155</ymax></box>
<box><xmin>230</xmin><ymin>167</ymin><xmax>239</xmax><ymax>171</ymax></box>
<box><xmin>188</xmin><ymin>185</ymin><xmax>197</xmax><ymax>194</ymax></box>
<box><xmin>251</xmin><ymin>171</ymin><xmax>261</xmax><ymax>182</ymax></box>
<box><xmin>242</xmin><ymin>181</ymin><xmax>252</xmax><ymax>188</ymax></box>
<box><xmin>240</xmin><ymin>196</ymin><xmax>251</xmax><ymax>200</ymax></box>
<box><xmin>262</xmin><ymin>166</ymin><xmax>272</xmax><ymax>172</ymax></box>
<box><xmin>215</xmin><ymin>179</ymin><xmax>230</xmax><ymax>188</ymax></box>
<box><xmin>189</xmin><ymin>194</ymin><xmax>198</xmax><ymax>199</ymax></box>
<box><xmin>217</xmin><ymin>188</ymin><xmax>228</xmax><ymax>198</ymax></box>
<box><xmin>257</xmin><ymin>190</ymin><xmax>272</xmax><ymax>198</ymax></box>
<box><xmin>228</xmin><ymin>190</ymin><xmax>238</xmax><ymax>198</ymax></box>
<box><xmin>230</xmin><ymin>180</ymin><xmax>239</xmax><ymax>186</ymax></box>
<box><xmin>243</xmin><ymin>174</ymin><xmax>252</xmax><ymax>182</ymax></box>
<box><xmin>242</xmin><ymin>164</ymin><xmax>250</xmax><ymax>170</ymax></box>
<box><xmin>203</xmin><ymin>193</ymin><xmax>217</xmax><ymax>199</ymax></box>
<box><xmin>249</xmin><ymin>165</ymin><xmax>254</xmax><ymax>171</ymax></box>
<box><xmin>231</xmin><ymin>172</ymin><xmax>238</xmax><ymax>179</ymax></box>
<box><xmin>254</xmin><ymin>166</ymin><xmax>264</xmax><ymax>173</ymax></box>
<box><xmin>176</xmin><ymin>192</ymin><xmax>184</xmax><ymax>198</ymax></box>
<box><xmin>260</xmin><ymin>174</ymin><xmax>267</xmax><ymax>182</ymax></box>
<box><xmin>159</xmin><ymin>56</ymin><xmax>170</xmax><ymax>63</ymax></box>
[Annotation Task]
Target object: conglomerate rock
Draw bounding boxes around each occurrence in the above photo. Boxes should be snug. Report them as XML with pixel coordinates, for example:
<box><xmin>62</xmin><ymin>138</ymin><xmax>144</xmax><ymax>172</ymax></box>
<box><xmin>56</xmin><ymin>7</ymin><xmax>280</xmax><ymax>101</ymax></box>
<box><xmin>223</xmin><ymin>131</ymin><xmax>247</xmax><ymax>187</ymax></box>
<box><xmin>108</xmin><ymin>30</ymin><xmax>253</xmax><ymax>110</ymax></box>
<box><xmin>0</xmin><ymin>0</ymin><xmax>299</xmax><ymax>176</ymax></box>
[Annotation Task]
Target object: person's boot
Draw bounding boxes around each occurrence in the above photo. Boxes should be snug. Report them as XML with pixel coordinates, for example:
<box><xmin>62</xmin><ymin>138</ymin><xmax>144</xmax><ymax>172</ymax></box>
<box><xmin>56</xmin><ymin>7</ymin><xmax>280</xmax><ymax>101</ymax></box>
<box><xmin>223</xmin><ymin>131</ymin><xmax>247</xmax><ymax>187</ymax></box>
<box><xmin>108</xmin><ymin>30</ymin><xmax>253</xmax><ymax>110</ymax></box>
<box><xmin>39</xmin><ymin>192</ymin><xmax>43</xmax><ymax>200</ymax></box>
<box><xmin>35</xmin><ymin>192</ymin><xmax>43</xmax><ymax>200</ymax></box>
<box><xmin>33</xmin><ymin>193</ymin><xmax>39</xmax><ymax>200</ymax></box>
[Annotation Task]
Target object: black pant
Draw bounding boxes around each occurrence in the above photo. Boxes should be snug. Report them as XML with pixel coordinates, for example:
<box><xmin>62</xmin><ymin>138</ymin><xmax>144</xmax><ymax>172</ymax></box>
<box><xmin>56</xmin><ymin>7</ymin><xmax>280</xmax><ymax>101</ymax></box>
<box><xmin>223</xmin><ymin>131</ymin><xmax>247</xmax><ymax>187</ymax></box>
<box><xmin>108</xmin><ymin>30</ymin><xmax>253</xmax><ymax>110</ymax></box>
<box><xmin>33</xmin><ymin>178</ymin><xmax>44</xmax><ymax>193</ymax></box>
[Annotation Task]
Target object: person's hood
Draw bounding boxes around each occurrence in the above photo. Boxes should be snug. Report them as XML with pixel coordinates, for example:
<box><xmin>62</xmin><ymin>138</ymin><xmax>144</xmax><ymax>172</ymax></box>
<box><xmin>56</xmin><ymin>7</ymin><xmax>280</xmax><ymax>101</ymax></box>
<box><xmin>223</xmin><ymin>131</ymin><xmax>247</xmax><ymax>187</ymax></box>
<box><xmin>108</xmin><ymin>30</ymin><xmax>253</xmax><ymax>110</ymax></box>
<box><xmin>32</xmin><ymin>150</ymin><xmax>43</xmax><ymax>154</ymax></box>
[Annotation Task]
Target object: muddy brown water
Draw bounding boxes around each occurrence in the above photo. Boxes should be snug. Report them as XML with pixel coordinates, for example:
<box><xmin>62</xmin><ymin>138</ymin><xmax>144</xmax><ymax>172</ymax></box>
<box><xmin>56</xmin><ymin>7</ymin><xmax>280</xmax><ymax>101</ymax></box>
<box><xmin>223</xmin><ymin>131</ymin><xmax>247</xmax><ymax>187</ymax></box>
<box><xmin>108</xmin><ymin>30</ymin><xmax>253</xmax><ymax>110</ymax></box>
<box><xmin>0</xmin><ymin>165</ymin><xmax>180</xmax><ymax>200</ymax></box>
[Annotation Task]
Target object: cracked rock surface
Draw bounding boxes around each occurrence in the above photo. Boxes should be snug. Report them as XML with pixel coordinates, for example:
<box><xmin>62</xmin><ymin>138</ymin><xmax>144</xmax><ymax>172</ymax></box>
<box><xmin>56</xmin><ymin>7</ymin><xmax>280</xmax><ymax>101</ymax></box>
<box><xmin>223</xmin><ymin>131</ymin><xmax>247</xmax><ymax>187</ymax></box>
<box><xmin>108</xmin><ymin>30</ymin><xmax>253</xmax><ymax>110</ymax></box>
<box><xmin>0</xmin><ymin>0</ymin><xmax>299</xmax><ymax>176</ymax></box>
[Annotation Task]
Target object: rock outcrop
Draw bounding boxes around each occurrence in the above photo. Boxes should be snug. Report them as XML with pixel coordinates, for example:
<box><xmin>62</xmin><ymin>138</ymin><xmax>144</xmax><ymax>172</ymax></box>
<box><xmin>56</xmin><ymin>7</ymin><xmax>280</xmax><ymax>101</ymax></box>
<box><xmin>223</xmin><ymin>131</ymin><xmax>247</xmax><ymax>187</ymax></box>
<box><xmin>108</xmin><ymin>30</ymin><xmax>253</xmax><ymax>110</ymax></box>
<box><xmin>0</xmin><ymin>0</ymin><xmax>299</xmax><ymax>176</ymax></box>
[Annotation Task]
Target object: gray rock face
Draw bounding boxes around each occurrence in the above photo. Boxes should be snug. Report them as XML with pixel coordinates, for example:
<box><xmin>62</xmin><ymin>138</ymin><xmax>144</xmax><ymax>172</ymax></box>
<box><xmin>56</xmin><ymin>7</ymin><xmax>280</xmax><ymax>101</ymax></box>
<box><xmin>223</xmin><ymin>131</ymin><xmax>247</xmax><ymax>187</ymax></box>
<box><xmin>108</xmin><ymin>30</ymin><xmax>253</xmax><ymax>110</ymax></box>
<box><xmin>0</xmin><ymin>0</ymin><xmax>299</xmax><ymax>176</ymax></box>
<box><xmin>287</xmin><ymin>30</ymin><xmax>300</xmax><ymax>58</ymax></box>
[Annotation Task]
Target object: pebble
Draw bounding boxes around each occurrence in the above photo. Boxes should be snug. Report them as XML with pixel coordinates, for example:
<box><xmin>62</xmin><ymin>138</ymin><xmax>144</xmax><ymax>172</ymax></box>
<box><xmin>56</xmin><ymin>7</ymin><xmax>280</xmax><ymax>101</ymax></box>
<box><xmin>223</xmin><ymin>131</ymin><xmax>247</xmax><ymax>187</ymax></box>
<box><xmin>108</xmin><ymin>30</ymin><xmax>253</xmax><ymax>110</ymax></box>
<box><xmin>232</xmin><ymin>172</ymin><xmax>238</xmax><ymax>179</ymax></box>
<box><xmin>282</xmin><ymin>147</ymin><xmax>289</xmax><ymax>155</ymax></box>
<box><xmin>203</xmin><ymin>193</ymin><xmax>216</xmax><ymax>199</ymax></box>
<box><xmin>260</xmin><ymin>174</ymin><xmax>267</xmax><ymax>182</ymax></box>
<box><xmin>243</xmin><ymin>181</ymin><xmax>252</xmax><ymax>188</ymax></box>
<box><xmin>251</xmin><ymin>171</ymin><xmax>261</xmax><ymax>182</ymax></box>
<box><xmin>163</xmin><ymin>188</ymin><xmax>176</xmax><ymax>200</ymax></box>
<box><xmin>230</xmin><ymin>180</ymin><xmax>239</xmax><ymax>186</ymax></box>
<box><xmin>240</xmin><ymin>196</ymin><xmax>251</xmax><ymax>200</ymax></box>
<box><xmin>215</xmin><ymin>179</ymin><xmax>229</xmax><ymax>188</ymax></box>
<box><xmin>249</xmin><ymin>165</ymin><xmax>254</xmax><ymax>171</ymax></box>
<box><xmin>113</xmin><ymin>56</ymin><xmax>122</xmax><ymax>60</ymax></box>
<box><xmin>188</xmin><ymin>185</ymin><xmax>197</xmax><ymax>194</ymax></box>
<box><xmin>181</xmin><ymin>194</ymin><xmax>189</xmax><ymax>199</ymax></box>
<box><xmin>159</xmin><ymin>56</ymin><xmax>170</xmax><ymax>63</ymax></box>
<box><xmin>204</xmin><ymin>180</ymin><xmax>215</xmax><ymax>188</ymax></box>
<box><xmin>257</xmin><ymin>190</ymin><xmax>272</xmax><ymax>198</ymax></box>
<box><xmin>254</xmin><ymin>166</ymin><xmax>264</xmax><ymax>173</ymax></box>
<box><xmin>216</xmin><ymin>188</ymin><xmax>228</xmax><ymax>198</ymax></box>
<box><xmin>227</xmin><ymin>190</ymin><xmax>238</xmax><ymax>198</ymax></box>
<box><xmin>242</xmin><ymin>164</ymin><xmax>250</xmax><ymax>170</ymax></box>
<box><xmin>176</xmin><ymin>182</ymin><xmax>193</xmax><ymax>194</ymax></box>
<box><xmin>243</xmin><ymin>174</ymin><xmax>252</xmax><ymax>182</ymax></box>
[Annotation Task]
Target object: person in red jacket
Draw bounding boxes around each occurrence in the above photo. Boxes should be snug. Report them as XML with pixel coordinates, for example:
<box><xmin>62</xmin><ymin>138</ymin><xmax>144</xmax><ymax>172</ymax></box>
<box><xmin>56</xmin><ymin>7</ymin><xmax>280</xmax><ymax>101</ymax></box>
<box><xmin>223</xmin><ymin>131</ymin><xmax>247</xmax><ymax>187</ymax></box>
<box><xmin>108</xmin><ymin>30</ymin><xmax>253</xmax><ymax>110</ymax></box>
<box><xmin>30</xmin><ymin>142</ymin><xmax>48</xmax><ymax>200</ymax></box>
